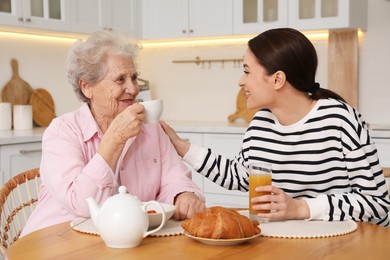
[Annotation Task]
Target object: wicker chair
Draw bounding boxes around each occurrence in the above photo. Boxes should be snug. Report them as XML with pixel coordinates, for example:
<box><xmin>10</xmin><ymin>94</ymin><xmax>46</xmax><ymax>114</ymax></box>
<box><xmin>0</xmin><ymin>168</ymin><xmax>40</xmax><ymax>257</ymax></box>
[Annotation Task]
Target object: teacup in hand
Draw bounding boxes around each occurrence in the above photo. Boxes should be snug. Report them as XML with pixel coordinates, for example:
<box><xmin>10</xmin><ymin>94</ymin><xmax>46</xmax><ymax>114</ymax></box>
<box><xmin>140</xmin><ymin>99</ymin><xmax>163</xmax><ymax>124</ymax></box>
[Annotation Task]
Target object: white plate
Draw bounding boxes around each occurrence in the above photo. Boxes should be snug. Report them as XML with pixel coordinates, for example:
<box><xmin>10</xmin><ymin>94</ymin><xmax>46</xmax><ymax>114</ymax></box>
<box><xmin>184</xmin><ymin>232</ymin><xmax>261</xmax><ymax>246</ymax></box>
<box><xmin>146</xmin><ymin>202</ymin><xmax>176</xmax><ymax>228</ymax></box>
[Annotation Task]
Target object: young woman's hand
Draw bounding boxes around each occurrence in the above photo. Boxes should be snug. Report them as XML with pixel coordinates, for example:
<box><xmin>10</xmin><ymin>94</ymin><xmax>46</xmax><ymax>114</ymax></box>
<box><xmin>251</xmin><ymin>185</ymin><xmax>310</xmax><ymax>221</ymax></box>
<box><xmin>160</xmin><ymin>121</ymin><xmax>190</xmax><ymax>157</ymax></box>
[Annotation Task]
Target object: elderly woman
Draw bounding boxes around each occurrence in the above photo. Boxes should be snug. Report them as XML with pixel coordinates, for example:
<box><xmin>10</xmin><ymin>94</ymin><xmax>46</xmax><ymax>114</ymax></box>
<box><xmin>21</xmin><ymin>30</ymin><xmax>205</xmax><ymax>237</ymax></box>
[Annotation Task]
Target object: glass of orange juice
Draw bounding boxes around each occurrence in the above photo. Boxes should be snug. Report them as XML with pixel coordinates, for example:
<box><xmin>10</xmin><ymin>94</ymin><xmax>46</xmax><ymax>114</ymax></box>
<box><xmin>249</xmin><ymin>163</ymin><xmax>272</xmax><ymax>222</ymax></box>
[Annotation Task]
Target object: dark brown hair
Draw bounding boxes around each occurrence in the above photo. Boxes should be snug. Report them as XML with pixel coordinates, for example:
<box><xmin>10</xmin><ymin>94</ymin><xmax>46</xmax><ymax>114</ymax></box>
<box><xmin>248</xmin><ymin>28</ymin><xmax>345</xmax><ymax>102</ymax></box>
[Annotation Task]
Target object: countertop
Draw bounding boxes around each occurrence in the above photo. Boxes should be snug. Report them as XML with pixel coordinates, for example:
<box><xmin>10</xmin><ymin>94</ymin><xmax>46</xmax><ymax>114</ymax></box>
<box><xmin>370</xmin><ymin>124</ymin><xmax>390</xmax><ymax>139</ymax></box>
<box><xmin>0</xmin><ymin>127</ymin><xmax>46</xmax><ymax>145</ymax></box>
<box><xmin>167</xmin><ymin>120</ymin><xmax>248</xmax><ymax>134</ymax></box>
<box><xmin>1</xmin><ymin>122</ymin><xmax>388</xmax><ymax>146</ymax></box>
<box><xmin>0</xmin><ymin>121</ymin><xmax>249</xmax><ymax>146</ymax></box>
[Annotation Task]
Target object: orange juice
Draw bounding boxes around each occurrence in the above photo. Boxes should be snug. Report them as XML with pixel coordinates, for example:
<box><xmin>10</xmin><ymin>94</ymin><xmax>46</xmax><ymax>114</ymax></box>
<box><xmin>249</xmin><ymin>174</ymin><xmax>272</xmax><ymax>215</ymax></box>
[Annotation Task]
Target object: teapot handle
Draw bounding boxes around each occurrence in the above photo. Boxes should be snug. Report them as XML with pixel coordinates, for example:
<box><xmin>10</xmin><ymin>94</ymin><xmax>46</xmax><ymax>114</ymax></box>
<box><xmin>143</xmin><ymin>201</ymin><xmax>166</xmax><ymax>237</ymax></box>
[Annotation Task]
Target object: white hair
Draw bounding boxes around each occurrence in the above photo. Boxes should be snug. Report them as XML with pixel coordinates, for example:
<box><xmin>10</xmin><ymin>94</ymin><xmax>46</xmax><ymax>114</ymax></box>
<box><xmin>66</xmin><ymin>30</ymin><xmax>142</xmax><ymax>102</ymax></box>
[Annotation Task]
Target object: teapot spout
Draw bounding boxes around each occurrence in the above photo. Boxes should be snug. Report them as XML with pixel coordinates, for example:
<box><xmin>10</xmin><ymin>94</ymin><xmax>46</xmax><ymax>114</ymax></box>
<box><xmin>86</xmin><ymin>197</ymin><xmax>100</xmax><ymax>227</ymax></box>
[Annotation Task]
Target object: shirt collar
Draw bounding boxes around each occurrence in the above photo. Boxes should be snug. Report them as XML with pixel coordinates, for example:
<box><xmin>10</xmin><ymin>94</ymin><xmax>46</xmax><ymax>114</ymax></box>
<box><xmin>79</xmin><ymin>103</ymin><xmax>103</xmax><ymax>142</ymax></box>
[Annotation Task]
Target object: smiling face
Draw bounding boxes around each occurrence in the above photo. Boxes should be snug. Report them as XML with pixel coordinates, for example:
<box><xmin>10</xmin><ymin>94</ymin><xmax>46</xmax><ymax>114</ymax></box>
<box><xmin>238</xmin><ymin>48</ymin><xmax>277</xmax><ymax>111</ymax></box>
<box><xmin>81</xmin><ymin>54</ymin><xmax>139</xmax><ymax>124</ymax></box>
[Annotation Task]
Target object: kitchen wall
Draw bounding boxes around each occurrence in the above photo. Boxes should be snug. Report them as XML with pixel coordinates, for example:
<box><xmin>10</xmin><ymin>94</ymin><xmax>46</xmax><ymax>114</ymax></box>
<box><xmin>359</xmin><ymin>0</ymin><xmax>390</xmax><ymax>127</ymax></box>
<box><xmin>0</xmin><ymin>0</ymin><xmax>389</xmax><ymax>126</ymax></box>
<box><xmin>137</xmin><ymin>35</ymin><xmax>328</xmax><ymax>123</ymax></box>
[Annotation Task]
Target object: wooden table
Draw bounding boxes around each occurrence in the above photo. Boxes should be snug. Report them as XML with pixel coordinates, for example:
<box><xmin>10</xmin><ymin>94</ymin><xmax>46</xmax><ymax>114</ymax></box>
<box><xmin>7</xmin><ymin>221</ymin><xmax>389</xmax><ymax>260</ymax></box>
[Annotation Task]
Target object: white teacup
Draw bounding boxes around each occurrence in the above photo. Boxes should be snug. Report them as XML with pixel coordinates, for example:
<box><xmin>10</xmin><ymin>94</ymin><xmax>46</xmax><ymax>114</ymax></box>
<box><xmin>141</xmin><ymin>99</ymin><xmax>163</xmax><ymax>124</ymax></box>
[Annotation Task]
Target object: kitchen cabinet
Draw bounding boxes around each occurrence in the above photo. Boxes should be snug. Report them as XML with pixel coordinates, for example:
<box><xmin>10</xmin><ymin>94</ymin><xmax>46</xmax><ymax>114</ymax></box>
<box><xmin>142</xmin><ymin>0</ymin><xmax>233</xmax><ymax>40</ymax></box>
<box><xmin>371</xmin><ymin>127</ymin><xmax>390</xmax><ymax>187</ymax></box>
<box><xmin>288</xmin><ymin>0</ymin><xmax>367</xmax><ymax>31</ymax></box>
<box><xmin>70</xmin><ymin>0</ymin><xmax>140</xmax><ymax>36</ymax></box>
<box><xmin>373</xmin><ymin>138</ymin><xmax>390</xmax><ymax>168</ymax></box>
<box><xmin>174</xmin><ymin>123</ymin><xmax>249</xmax><ymax>208</ymax></box>
<box><xmin>375</xmin><ymin>139</ymin><xmax>390</xmax><ymax>187</ymax></box>
<box><xmin>202</xmin><ymin>133</ymin><xmax>248</xmax><ymax>208</ymax></box>
<box><xmin>177</xmin><ymin>132</ymin><xmax>204</xmax><ymax>191</ymax></box>
<box><xmin>0</xmin><ymin>142</ymin><xmax>42</xmax><ymax>187</ymax></box>
<box><xmin>0</xmin><ymin>128</ymin><xmax>45</xmax><ymax>187</ymax></box>
<box><xmin>233</xmin><ymin>0</ymin><xmax>288</xmax><ymax>34</ymax></box>
<box><xmin>0</xmin><ymin>0</ymin><xmax>70</xmax><ymax>32</ymax></box>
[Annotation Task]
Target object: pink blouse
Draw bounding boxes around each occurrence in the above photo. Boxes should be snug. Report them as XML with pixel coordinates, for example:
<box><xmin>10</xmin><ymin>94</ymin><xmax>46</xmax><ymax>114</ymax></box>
<box><xmin>21</xmin><ymin>103</ymin><xmax>204</xmax><ymax>237</ymax></box>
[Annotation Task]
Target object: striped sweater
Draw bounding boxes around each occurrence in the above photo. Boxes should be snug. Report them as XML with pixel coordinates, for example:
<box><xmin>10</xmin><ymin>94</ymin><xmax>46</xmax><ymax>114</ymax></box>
<box><xmin>183</xmin><ymin>98</ymin><xmax>390</xmax><ymax>227</ymax></box>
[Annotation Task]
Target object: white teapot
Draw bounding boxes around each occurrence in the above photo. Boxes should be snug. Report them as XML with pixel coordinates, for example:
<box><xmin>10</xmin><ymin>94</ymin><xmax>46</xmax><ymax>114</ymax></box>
<box><xmin>86</xmin><ymin>186</ymin><xmax>166</xmax><ymax>248</ymax></box>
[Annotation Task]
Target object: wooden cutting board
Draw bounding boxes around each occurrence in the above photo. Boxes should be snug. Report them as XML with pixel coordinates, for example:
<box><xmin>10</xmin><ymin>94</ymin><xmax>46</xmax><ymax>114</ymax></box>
<box><xmin>228</xmin><ymin>88</ymin><xmax>257</xmax><ymax>123</ymax></box>
<box><xmin>1</xmin><ymin>58</ymin><xmax>34</xmax><ymax>105</ymax></box>
<box><xmin>29</xmin><ymin>88</ymin><xmax>56</xmax><ymax>127</ymax></box>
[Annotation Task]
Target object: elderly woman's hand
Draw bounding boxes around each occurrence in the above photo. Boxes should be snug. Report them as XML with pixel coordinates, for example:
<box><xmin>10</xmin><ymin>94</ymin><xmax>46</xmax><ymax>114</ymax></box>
<box><xmin>106</xmin><ymin>103</ymin><xmax>145</xmax><ymax>144</ymax></box>
<box><xmin>173</xmin><ymin>192</ymin><xmax>205</xmax><ymax>220</ymax></box>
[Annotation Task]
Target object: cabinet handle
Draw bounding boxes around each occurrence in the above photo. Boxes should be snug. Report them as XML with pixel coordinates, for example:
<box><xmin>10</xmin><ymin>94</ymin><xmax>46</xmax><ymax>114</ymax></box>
<box><xmin>189</xmin><ymin>29</ymin><xmax>194</xmax><ymax>33</ymax></box>
<box><xmin>19</xmin><ymin>149</ymin><xmax>42</xmax><ymax>154</ymax></box>
<box><xmin>182</xmin><ymin>29</ymin><xmax>187</xmax><ymax>34</ymax></box>
<box><xmin>18</xmin><ymin>17</ymin><xmax>23</xmax><ymax>22</ymax></box>
<box><xmin>25</xmin><ymin>18</ymin><xmax>31</xmax><ymax>22</ymax></box>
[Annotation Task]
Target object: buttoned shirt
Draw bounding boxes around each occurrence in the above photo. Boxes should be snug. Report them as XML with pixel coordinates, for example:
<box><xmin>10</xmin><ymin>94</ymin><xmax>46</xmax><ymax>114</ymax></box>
<box><xmin>21</xmin><ymin>103</ymin><xmax>204</xmax><ymax>237</ymax></box>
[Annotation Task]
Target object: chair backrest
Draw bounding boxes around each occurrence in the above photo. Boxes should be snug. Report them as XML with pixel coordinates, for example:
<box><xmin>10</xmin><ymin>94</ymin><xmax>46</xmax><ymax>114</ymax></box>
<box><xmin>0</xmin><ymin>168</ymin><xmax>40</xmax><ymax>257</ymax></box>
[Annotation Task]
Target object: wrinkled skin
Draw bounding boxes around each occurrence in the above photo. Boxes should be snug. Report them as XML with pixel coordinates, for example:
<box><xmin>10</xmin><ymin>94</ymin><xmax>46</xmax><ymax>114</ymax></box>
<box><xmin>80</xmin><ymin>54</ymin><xmax>204</xmax><ymax>219</ymax></box>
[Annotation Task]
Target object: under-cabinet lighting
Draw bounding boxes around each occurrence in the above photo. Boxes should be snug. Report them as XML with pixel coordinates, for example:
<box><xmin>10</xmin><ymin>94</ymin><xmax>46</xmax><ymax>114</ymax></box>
<box><xmin>141</xmin><ymin>36</ymin><xmax>254</xmax><ymax>47</ymax></box>
<box><xmin>1</xmin><ymin>29</ymin><xmax>364</xmax><ymax>47</ymax></box>
<box><xmin>141</xmin><ymin>32</ymin><xmax>330</xmax><ymax>48</ymax></box>
<box><xmin>0</xmin><ymin>31</ymin><xmax>83</xmax><ymax>43</ymax></box>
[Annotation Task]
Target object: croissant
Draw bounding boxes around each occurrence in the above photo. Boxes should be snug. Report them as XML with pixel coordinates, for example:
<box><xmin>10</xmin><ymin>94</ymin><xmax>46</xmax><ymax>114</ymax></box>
<box><xmin>182</xmin><ymin>206</ymin><xmax>261</xmax><ymax>239</ymax></box>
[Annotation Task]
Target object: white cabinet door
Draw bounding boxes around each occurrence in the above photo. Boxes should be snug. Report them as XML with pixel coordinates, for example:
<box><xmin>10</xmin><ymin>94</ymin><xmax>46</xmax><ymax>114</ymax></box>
<box><xmin>0</xmin><ymin>142</ymin><xmax>42</xmax><ymax>186</ymax></box>
<box><xmin>202</xmin><ymin>133</ymin><xmax>248</xmax><ymax>208</ymax></box>
<box><xmin>142</xmin><ymin>0</ymin><xmax>233</xmax><ymax>40</ymax></box>
<box><xmin>0</xmin><ymin>0</ymin><xmax>23</xmax><ymax>25</ymax></box>
<box><xmin>142</xmin><ymin>0</ymin><xmax>188</xmax><ymax>39</ymax></box>
<box><xmin>0</xmin><ymin>0</ymin><xmax>70</xmax><ymax>32</ymax></box>
<box><xmin>374</xmin><ymin>138</ymin><xmax>390</xmax><ymax>168</ymax></box>
<box><xmin>233</xmin><ymin>0</ymin><xmax>288</xmax><ymax>35</ymax></box>
<box><xmin>189</xmin><ymin>0</ymin><xmax>233</xmax><ymax>38</ymax></box>
<box><xmin>70</xmin><ymin>0</ymin><xmax>140</xmax><ymax>35</ymax></box>
<box><xmin>104</xmin><ymin>0</ymin><xmax>140</xmax><ymax>36</ymax></box>
<box><xmin>288</xmin><ymin>0</ymin><xmax>367</xmax><ymax>31</ymax></box>
<box><xmin>70</xmin><ymin>0</ymin><xmax>103</xmax><ymax>33</ymax></box>
<box><xmin>22</xmin><ymin>0</ymin><xmax>70</xmax><ymax>31</ymax></box>
<box><xmin>373</xmin><ymin>138</ymin><xmax>390</xmax><ymax>189</ymax></box>
<box><xmin>175</xmin><ymin>132</ymin><xmax>204</xmax><ymax>191</ymax></box>
<box><xmin>176</xmin><ymin>131</ymin><xmax>247</xmax><ymax>208</ymax></box>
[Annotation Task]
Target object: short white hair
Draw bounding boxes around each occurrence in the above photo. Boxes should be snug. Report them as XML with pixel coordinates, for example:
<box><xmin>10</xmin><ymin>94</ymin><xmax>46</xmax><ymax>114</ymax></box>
<box><xmin>66</xmin><ymin>30</ymin><xmax>142</xmax><ymax>102</ymax></box>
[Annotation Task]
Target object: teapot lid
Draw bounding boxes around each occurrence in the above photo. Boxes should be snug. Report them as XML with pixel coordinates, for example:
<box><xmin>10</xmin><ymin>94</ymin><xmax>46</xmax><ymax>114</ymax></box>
<box><xmin>118</xmin><ymin>186</ymin><xmax>127</xmax><ymax>194</ymax></box>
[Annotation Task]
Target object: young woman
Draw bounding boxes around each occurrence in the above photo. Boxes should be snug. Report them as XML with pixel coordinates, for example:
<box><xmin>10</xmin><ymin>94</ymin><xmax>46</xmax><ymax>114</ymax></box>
<box><xmin>161</xmin><ymin>28</ymin><xmax>390</xmax><ymax>227</ymax></box>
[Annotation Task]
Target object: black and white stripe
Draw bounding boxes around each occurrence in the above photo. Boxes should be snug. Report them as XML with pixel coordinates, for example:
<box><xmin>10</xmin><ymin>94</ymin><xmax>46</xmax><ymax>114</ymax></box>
<box><xmin>188</xmin><ymin>99</ymin><xmax>390</xmax><ymax>227</ymax></box>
